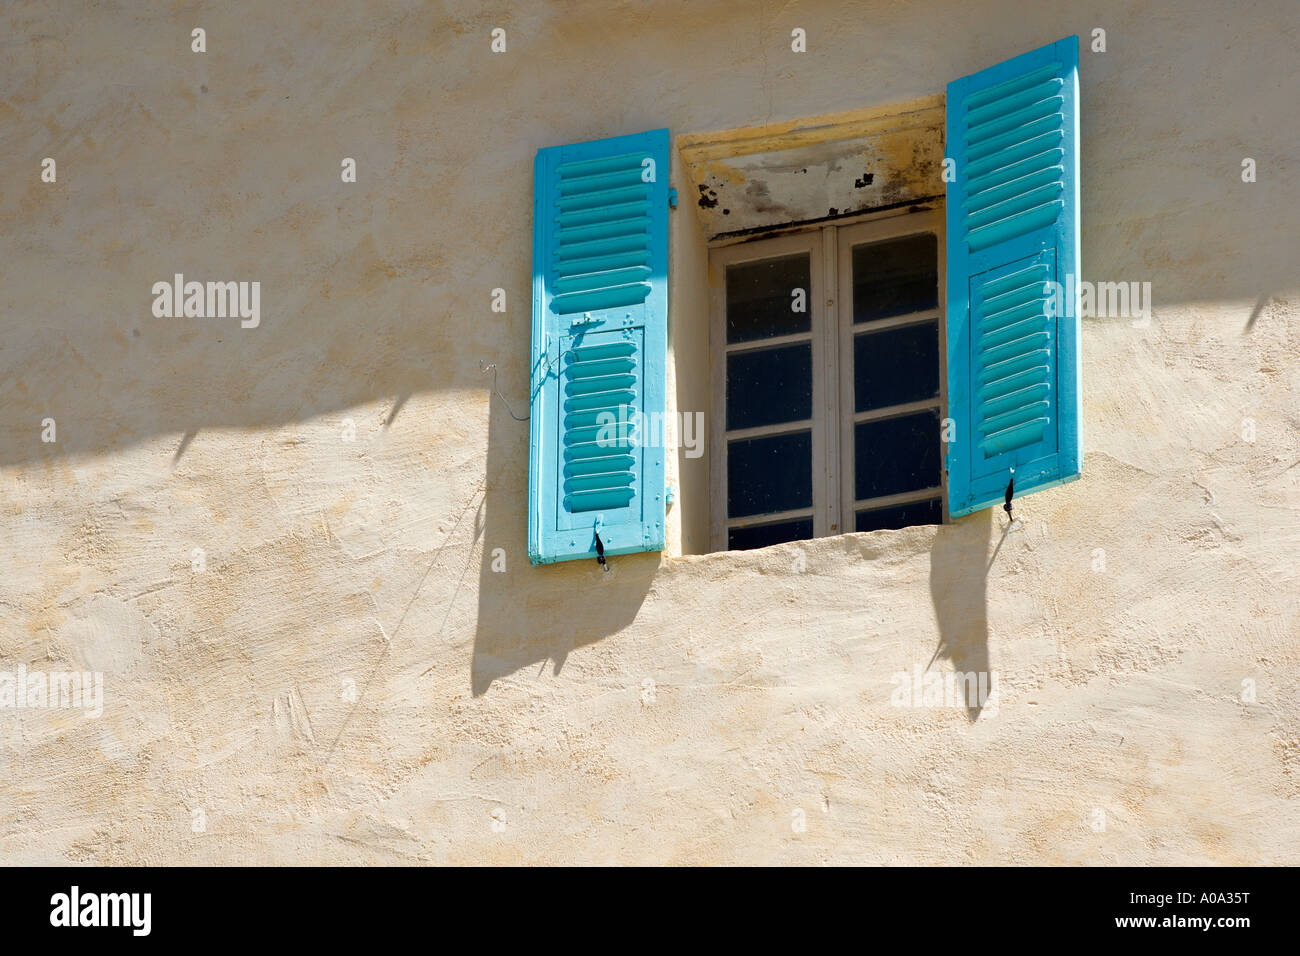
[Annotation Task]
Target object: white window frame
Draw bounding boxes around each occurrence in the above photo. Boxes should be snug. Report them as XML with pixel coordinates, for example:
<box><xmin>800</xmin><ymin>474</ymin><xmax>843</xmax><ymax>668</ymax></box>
<box><xmin>708</xmin><ymin>205</ymin><xmax>947</xmax><ymax>552</ymax></box>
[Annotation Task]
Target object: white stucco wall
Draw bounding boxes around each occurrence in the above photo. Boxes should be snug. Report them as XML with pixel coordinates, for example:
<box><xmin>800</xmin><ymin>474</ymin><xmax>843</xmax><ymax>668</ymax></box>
<box><xmin>1</xmin><ymin>0</ymin><xmax>1297</xmax><ymax>864</ymax></box>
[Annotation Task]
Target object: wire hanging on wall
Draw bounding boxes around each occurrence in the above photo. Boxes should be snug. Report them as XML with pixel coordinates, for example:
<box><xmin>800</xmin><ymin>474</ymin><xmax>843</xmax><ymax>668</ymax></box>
<box><xmin>480</xmin><ymin>360</ymin><xmax>529</xmax><ymax>421</ymax></box>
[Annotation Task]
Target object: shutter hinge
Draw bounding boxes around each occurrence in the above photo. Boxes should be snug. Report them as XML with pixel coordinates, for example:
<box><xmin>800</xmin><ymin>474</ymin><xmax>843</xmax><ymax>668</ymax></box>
<box><xmin>668</xmin><ymin>187</ymin><xmax>678</xmax><ymax>209</ymax></box>
<box><xmin>539</xmin><ymin>332</ymin><xmax>560</xmax><ymax>379</ymax></box>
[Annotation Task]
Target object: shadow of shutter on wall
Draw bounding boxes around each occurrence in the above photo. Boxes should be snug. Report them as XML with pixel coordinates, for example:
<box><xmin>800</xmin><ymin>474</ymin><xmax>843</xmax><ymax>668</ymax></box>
<box><xmin>529</xmin><ymin>129</ymin><xmax>669</xmax><ymax>565</ymax></box>
<box><xmin>945</xmin><ymin>36</ymin><xmax>1082</xmax><ymax>518</ymax></box>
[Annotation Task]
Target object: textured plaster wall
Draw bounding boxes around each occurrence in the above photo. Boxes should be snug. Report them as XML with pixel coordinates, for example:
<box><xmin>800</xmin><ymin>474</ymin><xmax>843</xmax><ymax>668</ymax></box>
<box><xmin>1</xmin><ymin>0</ymin><xmax>1297</xmax><ymax>864</ymax></box>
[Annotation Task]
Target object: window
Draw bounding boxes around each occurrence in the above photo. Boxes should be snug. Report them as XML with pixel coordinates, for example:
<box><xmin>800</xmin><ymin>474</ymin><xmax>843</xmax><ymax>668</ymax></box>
<box><xmin>530</xmin><ymin>37</ymin><xmax>1082</xmax><ymax>564</ymax></box>
<box><xmin>709</xmin><ymin>208</ymin><xmax>945</xmax><ymax>551</ymax></box>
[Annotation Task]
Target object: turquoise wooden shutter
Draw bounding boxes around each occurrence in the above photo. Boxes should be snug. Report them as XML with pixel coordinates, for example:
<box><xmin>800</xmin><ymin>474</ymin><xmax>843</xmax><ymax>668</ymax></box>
<box><xmin>528</xmin><ymin>129</ymin><xmax>670</xmax><ymax>565</ymax></box>
<box><xmin>945</xmin><ymin>37</ymin><xmax>1082</xmax><ymax>517</ymax></box>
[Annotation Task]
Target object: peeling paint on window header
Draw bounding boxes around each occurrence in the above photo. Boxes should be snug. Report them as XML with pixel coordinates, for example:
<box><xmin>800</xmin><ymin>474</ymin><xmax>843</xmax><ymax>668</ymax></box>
<box><xmin>678</xmin><ymin>95</ymin><xmax>944</xmax><ymax>241</ymax></box>
<box><xmin>708</xmin><ymin>197</ymin><xmax>942</xmax><ymax>244</ymax></box>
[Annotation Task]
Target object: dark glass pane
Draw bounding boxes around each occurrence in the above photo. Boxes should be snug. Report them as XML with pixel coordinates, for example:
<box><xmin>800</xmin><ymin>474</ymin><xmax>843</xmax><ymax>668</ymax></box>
<box><xmin>855</xmin><ymin>498</ymin><xmax>942</xmax><ymax>532</ymax></box>
<box><xmin>852</xmin><ymin>233</ymin><xmax>938</xmax><ymax>324</ymax></box>
<box><xmin>727</xmin><ymin>343</ymin><xmax>812</xmax><ymax>430</ymax></box>
<box><xmin>728</xmin><ymin>431</ymin><xmax>812</xmax><ymax>518</ymax></box>
<box><xmin>854</xmin><ymin>322</ymin><xmax>939</xmax><ymax>412</ymax></box>
<box><xmin>729</xmin><ymin>518</ymin><xmax>814</xmax><ymax>551</ymax></box>
<box><xmin>854</xmin><ymin>410</ymin><xmax>940</xmax><ymax>501</ymax></box>
<box><xmin>726</xmin><ymin>253</ymin><xmax>812</xmax><ymax>343</ymax></box>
